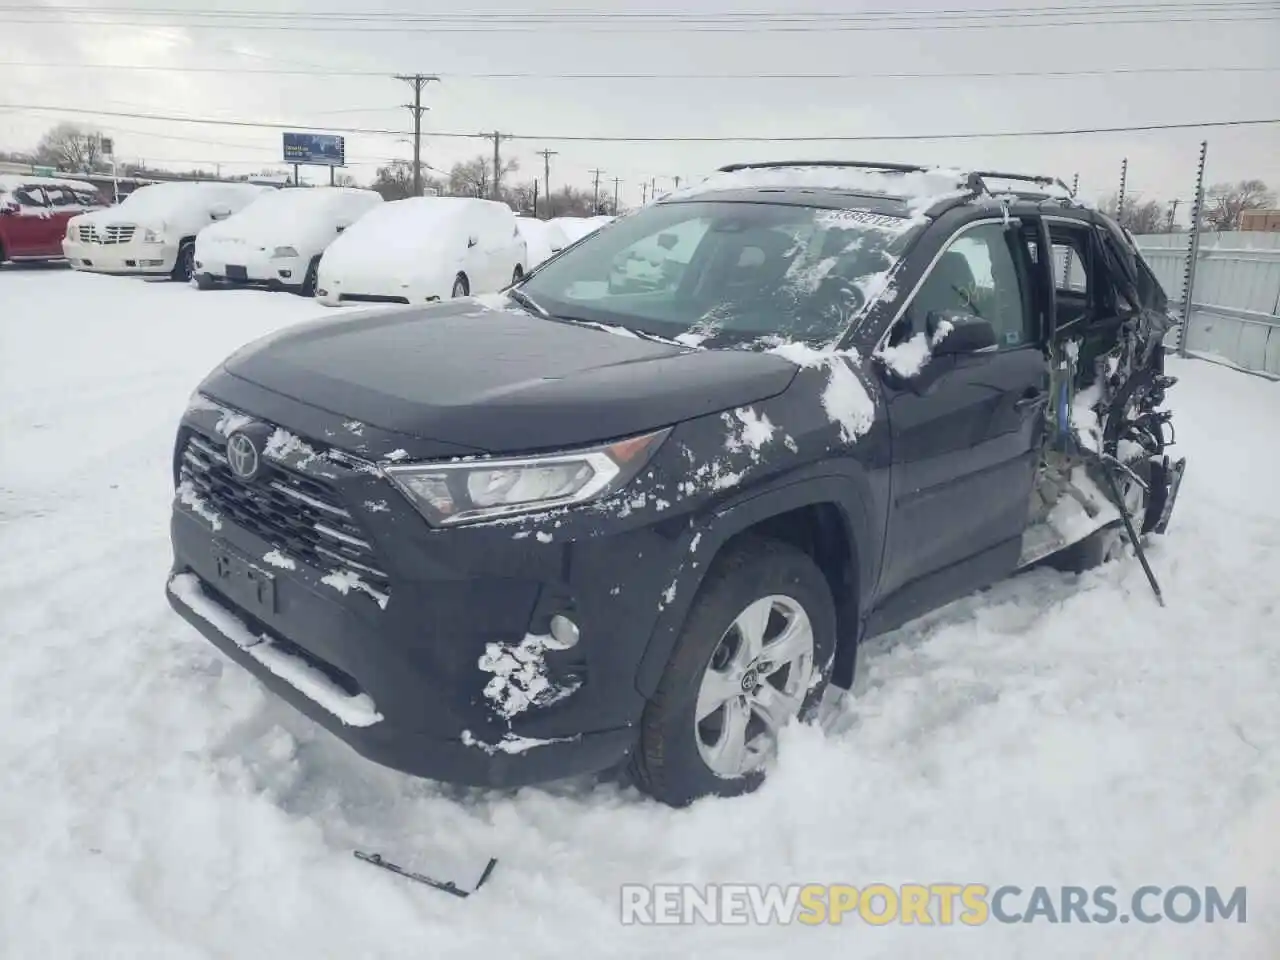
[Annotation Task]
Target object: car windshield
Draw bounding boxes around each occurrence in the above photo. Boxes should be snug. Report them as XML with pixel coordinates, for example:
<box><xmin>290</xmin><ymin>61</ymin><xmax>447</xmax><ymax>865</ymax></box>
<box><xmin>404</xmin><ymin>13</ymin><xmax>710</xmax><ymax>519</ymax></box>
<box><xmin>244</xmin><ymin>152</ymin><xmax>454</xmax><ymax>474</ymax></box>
<box><xmin>517</xmin><ymin>199</ymin><xmax>923</xmax><ymax>347</ymax></box>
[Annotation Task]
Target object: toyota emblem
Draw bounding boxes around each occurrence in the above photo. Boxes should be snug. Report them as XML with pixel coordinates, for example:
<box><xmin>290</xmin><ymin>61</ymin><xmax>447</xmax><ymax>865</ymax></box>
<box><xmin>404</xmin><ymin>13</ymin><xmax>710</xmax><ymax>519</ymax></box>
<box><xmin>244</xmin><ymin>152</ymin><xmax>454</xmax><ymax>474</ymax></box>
<box><xmin>226</xmin><ymin>432</ymin><xmax>261</xmax><ymax>480</ymax></box>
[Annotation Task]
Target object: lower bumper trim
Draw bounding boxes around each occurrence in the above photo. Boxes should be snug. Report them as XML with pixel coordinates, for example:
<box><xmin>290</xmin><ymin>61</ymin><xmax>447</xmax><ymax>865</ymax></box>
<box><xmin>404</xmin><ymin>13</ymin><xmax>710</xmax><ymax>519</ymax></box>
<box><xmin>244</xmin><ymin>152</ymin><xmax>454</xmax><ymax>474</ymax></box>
<box><xmin>168</xmin><ymin>572</ymin><xmax>384</xmax><ymax>727</ymax></box>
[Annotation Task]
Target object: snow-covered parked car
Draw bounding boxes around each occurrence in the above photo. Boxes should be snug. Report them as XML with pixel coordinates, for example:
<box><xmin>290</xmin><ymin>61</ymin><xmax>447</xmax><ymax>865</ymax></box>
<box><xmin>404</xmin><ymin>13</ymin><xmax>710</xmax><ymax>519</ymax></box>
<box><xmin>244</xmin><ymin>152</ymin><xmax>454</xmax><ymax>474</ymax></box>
<box><xmin>193</xmin><ymin>187</ymin><xmax>382</xmax><ymax>296</ymax></box>
<box><xmin>165</xmin><ymin>160</ymin><xmax>1186</xmax><ymax>807</ymax></box>
<box><xmin>63</xmin><ymin>181</ymin><xmax>271</xmax><ymax>281</ymax></box>
<box><xmin>515</xmin><ymin>216</ymin><xmax>570</xmax><ymax>269</ymax></box>
<box><xmin>550</xmin><ymin>215</ymin><xmax>612</xmax><ymax>245</ymax></box>
<box><xmin>0</xmin><ymin>175</ymin><xmax>106</xmax><ymax>264</ymax></box>
<box><xmin>315</xmin><ymin>197</ymin><xmax>527</xmax><ymax>306</ymax></box>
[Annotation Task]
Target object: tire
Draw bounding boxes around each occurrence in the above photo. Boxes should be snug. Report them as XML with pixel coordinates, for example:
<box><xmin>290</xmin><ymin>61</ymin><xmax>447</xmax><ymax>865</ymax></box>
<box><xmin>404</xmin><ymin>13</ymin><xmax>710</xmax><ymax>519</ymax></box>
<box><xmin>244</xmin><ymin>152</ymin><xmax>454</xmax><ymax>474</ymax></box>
<box><xmin>194</xmin><ymin>273</ymin><xmax>216</xmax><ymax>291</ymax></box>
<box><xmin>299</xmin><ymin>256</ymin><xmax>321</xmax><ymax>297</ymax></box>
<box><xmin>171</xmin><ymin>240</ymin><xmax>195</xmax><ymax>282</ymax></box>
<box><xmin>451</xmin><ymin>273</ymin><xmax>469</xmax><ymax>298</ymax></box>
<box><xmin>629</xmin><ymin>538</ymin><xmax>836</xmax><ymax>807</ymax></box>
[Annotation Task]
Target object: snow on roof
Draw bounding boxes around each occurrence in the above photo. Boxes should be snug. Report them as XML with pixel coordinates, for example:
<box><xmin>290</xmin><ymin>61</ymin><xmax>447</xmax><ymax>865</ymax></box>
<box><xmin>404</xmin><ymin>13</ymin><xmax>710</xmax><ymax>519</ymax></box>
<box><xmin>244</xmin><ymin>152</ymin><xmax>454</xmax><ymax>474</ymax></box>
<box><xmin>0</xmin><ymin>174</ymin><xmax>98</xmax><ymax>192</ymax></box>
<box><xmin>356</xmin><ymin>195</ymin><xmax>510</xmax><ymax>227</ymax></box>
<box><xmin>669</xmin><ymin>164</ymin><xmax>971</xmax><ymax>215</ymax></box>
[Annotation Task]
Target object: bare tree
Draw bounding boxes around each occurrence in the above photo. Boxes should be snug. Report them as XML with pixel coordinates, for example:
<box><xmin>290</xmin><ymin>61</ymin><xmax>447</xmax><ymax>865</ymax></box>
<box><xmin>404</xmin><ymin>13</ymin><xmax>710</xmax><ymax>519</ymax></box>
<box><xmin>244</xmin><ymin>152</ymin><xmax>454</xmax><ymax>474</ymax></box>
<box><xmin>1202</xmin><ymin>179</ymin><xmax>1275</xmax><ymax>231</ymax></box>
<box><xmin>372</xmin><ymin>160</ymin><xmax>442</xmax><ymax>201</ymax></box>
<box><xmin>35</xmin><ymin>123</ymin><xmax>105</xmax><ymax>173</ymax></box>
<box><xmin>449</xmin><ymin>154</ymin><xmax>518</xmax><ymax>198</ymax></box>
<box><xmin>1099</xmin><ymin>193</ymin><xmax>1170</xmax><ymax>234</ymax></box>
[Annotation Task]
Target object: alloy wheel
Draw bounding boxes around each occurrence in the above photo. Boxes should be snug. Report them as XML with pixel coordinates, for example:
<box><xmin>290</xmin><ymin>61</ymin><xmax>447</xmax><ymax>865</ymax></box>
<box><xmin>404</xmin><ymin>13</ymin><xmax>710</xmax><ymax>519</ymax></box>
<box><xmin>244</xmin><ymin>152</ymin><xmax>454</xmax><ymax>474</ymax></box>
<box><xmin>694</xmin><ymin>594</ymin><xmax>815</xmax><ymax>778</ymax></box>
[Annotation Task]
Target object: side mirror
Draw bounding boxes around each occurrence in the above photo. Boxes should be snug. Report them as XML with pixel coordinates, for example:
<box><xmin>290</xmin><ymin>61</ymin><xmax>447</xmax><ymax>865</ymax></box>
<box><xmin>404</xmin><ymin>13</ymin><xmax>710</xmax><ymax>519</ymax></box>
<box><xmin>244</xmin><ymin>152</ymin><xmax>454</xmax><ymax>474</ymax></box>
<box><xmin>927</xmin><ymin>310</ymin><xmax>997</xmax><ymax>356</ymax></box>
<box><xmin>656</xmin><ymin>232</ymin><xmax>679</xmax><ymax>251</ymax></box>
<box><xmin>210</xmin><ymin>204</ymin><xmax>233</xmax><ymax>221</ymax></box>
<box><xmin>0</xmin><ymin>201</ymin><xmax>17</xmax><ymax>216</ymax></box>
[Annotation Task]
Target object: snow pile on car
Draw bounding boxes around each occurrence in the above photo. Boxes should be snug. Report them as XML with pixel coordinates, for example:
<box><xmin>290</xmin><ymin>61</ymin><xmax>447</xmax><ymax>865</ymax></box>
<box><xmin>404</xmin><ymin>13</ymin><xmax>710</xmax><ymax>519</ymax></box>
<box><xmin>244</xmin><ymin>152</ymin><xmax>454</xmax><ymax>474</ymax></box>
<box><xmin>516</xmin><ymin>217</ymin><xmax>570</xmax><ymax>267</ymax></box>
<box><xmin>320</xmin><ymin>197</ymin><xmax>497</xmax><ymax>275</ymax></box>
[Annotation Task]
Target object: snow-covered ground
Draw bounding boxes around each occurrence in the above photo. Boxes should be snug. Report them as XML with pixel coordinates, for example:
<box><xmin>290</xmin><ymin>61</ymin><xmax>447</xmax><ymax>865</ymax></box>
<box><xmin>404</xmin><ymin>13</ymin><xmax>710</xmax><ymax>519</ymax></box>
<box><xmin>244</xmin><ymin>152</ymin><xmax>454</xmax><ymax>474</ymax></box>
<box><xmin>1</xmin><ymin>268</ymin><xmax>1277</xmax><ymax>959</ymax></box>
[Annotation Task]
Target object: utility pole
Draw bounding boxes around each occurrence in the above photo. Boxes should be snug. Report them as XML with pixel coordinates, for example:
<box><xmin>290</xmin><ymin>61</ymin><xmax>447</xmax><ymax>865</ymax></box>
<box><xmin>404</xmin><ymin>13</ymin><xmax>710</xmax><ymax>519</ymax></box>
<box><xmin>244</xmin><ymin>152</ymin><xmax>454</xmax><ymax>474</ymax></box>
<box><xmin>395</xmin><ymin>73</ymin><xmax>439</xmax><ymax>198</ymax></box>
<box><xmin>537</xmin><ymin>148</ymin><xmax>557</xmax><ymax>218</ymax></box>
<box><xmin>673</xmin><ymin>175</ymin><xmax>681</xmax><ymax>190</ymax></box>
<box><xmin>612</xmin><ymin>176</ymin><xmax>622</xmax><ymax>215</ymax></box>
<box><xmin>590</xmin><ymin>168</ymin><xmax>605</xmax><ymax>212</ymax></box>
<box><xmin>650</xmin><ymin>176</ymin><xmax>657</xmax><ymax>199</ymax></box>
<box><xmin>477</xmin><ymin>131</ymin><xmax>509</xmax><ymax>200</ymax></box>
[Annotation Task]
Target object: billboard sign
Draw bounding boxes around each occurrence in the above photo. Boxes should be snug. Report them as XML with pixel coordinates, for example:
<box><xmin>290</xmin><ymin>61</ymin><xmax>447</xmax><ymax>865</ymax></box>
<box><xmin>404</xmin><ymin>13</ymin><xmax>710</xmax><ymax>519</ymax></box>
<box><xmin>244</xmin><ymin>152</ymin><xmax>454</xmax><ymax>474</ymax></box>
<box><xmin>282</xmin><ymin>132</ymin><xmax>345</xmax><ymax>167</ymax></box>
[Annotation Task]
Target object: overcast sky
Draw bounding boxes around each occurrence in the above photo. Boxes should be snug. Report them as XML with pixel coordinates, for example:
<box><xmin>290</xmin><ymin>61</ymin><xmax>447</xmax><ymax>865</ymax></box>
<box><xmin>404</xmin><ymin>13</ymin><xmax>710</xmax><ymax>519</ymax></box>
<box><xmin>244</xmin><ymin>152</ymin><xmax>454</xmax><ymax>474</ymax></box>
<box><xmin>0</xmin><ymin>0</ymin><xmax>1277</xmax><ymax>211</ymax></box>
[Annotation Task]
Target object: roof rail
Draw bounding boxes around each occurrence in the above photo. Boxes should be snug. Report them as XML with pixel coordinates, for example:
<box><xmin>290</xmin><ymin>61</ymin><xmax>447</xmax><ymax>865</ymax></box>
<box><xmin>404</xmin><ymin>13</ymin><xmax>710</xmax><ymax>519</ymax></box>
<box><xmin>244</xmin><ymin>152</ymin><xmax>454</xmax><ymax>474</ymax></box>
<box><xmin>970</xmin><ymin>170</ymin><xmax>1075</xmax><ymax>196</ymax></box>
<box><xmin>716</xmin><ymin>160</ymin><xmax>929</xmax><ymax>174</ymax></box>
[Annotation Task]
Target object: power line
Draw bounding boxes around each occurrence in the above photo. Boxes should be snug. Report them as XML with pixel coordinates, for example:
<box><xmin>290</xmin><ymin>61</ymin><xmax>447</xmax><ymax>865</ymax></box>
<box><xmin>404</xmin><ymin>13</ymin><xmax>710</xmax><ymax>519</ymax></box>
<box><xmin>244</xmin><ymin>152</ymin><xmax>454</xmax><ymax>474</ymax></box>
<box><xmin>4</xmin><ymin>103</ymin><xmax>1278</xmax><ymax>142</ymax></box>
<box><xmin>4</xmin><ymin>1</ymin><xmax>1274</xmax><ymax>19</ymax></box>
<box><xmin>1</xmin><ymin>61</ymin><xmax>1277</xmax><ymax>80</ymax></box>
<box><xmin>0</xmin><ymin>8</ymin><xmax>1275</xmax><ymax>33</ymax></box>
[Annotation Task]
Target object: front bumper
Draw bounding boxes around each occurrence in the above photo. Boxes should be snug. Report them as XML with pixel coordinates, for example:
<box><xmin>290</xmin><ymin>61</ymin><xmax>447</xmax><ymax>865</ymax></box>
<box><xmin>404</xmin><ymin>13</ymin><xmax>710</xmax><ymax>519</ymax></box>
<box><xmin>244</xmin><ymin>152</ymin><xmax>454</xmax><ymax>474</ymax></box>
<box><xmin>163</xmin><ymin>398</ymin><xmax>687</xmax><ymax>788</ymax></box>
<box><xmin>315</xmin><ymin>274</ymin><xmax>443</xmax><ymax>307</ymax></box>
<box><xmin>196</xmin><ymin>247</ymin><xmax>303</xmax><ymax>287</ymax></box>
<box><xmin>62</xmin><ymin>237</ymin><xmax>177</xmax><ymax>274</ymax></box>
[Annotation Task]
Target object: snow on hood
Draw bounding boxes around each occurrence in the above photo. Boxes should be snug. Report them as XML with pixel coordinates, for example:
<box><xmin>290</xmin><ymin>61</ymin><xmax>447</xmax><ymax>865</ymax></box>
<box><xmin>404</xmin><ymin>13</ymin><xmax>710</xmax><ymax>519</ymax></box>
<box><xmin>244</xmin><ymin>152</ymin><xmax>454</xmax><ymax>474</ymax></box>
<box><xmin>319</xmin><ymin>196</ymin><xmax>506</xmax><ymax>281</ymax></box>
<box><xmin>200</xmin><ymin>187</ymin><xmax>379</xmax><ymax>250</ymax></box>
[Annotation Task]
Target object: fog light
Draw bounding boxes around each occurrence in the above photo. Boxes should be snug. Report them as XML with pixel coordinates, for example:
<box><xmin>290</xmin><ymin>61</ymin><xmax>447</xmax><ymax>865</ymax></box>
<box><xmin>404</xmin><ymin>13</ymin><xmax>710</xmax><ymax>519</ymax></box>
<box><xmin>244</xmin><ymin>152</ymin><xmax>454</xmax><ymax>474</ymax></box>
<box><xmin>546</xmin><ymin>614</ymin><xmax>580</xmax><ymax>650</ymax></box>
<box><xmin>279</xmin><ymin>269</ymin><xmax>292</xmax><ymax>279</ymax></box>
<box><xmin>317</xmin><ymin>289</ymin><xmax>328</xmax><ymax>297</ymax></box>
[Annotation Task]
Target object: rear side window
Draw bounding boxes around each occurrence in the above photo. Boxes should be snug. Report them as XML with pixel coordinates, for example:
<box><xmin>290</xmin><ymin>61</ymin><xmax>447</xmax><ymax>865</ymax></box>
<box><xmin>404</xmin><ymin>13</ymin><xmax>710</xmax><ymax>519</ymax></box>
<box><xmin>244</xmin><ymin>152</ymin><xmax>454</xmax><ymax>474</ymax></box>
<box><xmin>13</xmin><ymin>185</ymin><xmax>48</xmax><ymax>208</ymax></box>
<box><xmin>45</xmin><ymin>186</ymin><xmax>79</xmax><ymax>207</ymax></box>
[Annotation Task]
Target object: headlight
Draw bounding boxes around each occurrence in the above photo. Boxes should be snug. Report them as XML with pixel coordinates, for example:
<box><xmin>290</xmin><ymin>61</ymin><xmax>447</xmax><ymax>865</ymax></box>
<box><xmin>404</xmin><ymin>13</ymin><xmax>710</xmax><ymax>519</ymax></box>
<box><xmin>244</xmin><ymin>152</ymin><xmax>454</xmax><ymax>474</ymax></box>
<box><xmin>66</xmin><ymin>222</ymin><xmax>75</xmax><ymax>239</ymax></box>
<box><xmin>384</xmin><ymin>428</ymin><xmax>670</xmax><ymax>526</ymax></box>
<box><xmin>142</xmin><ymin>227</ymin><xmax>161</xmax><ymax>243</ymax></box>
<box><xmin>271</xmin><ymin>246</ymin><xmax>299</xmax><ymax>258</ymax></box>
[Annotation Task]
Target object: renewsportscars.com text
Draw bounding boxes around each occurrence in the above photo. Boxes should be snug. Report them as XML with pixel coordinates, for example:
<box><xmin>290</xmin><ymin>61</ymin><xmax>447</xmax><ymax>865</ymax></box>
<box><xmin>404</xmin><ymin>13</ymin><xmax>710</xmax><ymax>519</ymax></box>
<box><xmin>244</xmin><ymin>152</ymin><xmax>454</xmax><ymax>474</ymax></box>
<box><xmin>620</xmin><ymin>883</ymin><xmax>1248</xmax><ymax>926</ymax></box>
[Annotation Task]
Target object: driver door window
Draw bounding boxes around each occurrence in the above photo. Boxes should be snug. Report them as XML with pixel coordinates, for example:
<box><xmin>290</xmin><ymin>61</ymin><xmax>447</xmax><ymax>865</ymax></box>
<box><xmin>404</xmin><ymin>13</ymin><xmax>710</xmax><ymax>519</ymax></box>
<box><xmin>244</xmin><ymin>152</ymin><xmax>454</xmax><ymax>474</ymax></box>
<box><xmin>906</xmin><ymin>222</ymin><xmax>1035</xmax><ymax>349</ymax></box>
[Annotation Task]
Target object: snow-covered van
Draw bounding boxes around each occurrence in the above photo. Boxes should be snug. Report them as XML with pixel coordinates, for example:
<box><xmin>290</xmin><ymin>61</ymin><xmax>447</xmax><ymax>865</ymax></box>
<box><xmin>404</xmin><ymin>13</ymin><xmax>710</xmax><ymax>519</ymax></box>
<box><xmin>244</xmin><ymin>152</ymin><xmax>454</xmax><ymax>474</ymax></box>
<box><xmin>194</xmin><ymin>187</ymin><xmax>382</xmax><ymax>296</ymax></box>
<box><xmin>315</xmin><ymin>196</ymin><xmax>527</xmax><ymax>306</ymax></box>
<box><xmin>63</xmin><ymin>181</ymin><xmax>271</xmax><ymax>281</ymax></box>
<box><xmin>0</xmin><ymin>175</ymin><xmax>105</xmax><ymax>264</ymax></box>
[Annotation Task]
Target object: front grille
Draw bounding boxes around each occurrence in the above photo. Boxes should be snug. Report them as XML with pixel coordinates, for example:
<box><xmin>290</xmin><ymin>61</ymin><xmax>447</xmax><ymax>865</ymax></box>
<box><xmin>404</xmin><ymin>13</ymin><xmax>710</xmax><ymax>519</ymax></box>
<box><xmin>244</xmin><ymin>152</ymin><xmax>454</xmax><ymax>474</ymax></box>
<box><xmin>77</xmin><ymin>223</ymin><xmax>136</xmax><ymax>244</ymax></box>
<box><xmin>180</xmin><ymin>433</ymin><xmax>390</xmax><ymax>594</ymax></box>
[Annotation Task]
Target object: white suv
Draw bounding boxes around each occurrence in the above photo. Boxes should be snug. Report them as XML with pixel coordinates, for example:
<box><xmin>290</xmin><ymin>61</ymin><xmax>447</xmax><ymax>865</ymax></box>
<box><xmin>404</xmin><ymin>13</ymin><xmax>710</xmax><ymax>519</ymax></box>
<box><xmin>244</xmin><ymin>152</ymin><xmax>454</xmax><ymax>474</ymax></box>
<box><xmin>194</xmin><ymin>187</ymin><xmax>382</xmax><ymax>296</ymax></box>
<box><xmin>63</xmin><ymin>181</ymin><xmax>270</xmax><ymax>281</ymax></box>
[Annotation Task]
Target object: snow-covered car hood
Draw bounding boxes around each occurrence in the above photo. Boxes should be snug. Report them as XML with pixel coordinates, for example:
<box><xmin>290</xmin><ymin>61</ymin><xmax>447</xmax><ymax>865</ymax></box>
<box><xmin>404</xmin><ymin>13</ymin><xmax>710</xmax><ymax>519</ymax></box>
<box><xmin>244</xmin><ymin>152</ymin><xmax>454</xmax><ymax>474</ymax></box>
<box><xmin>210</xmin><ymin>297</ymin><xmax>798</xmax><ymax>453</ymax></box>
<box><xmin>197</xmin><ymin>221</ymin><xmax>306</xmax><ymax>252</ymax></box>
<box><xmin>319</xmin><ymin>230</ymin><xmax>462</xmax><ymax>286</ymax></box>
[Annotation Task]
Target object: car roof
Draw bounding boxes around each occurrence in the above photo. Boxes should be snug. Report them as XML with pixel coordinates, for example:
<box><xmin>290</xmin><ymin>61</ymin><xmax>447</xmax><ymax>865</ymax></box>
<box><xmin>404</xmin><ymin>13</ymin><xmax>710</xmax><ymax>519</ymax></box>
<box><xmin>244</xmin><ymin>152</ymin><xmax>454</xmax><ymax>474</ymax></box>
<box><xmin>0</xmin><ymin>174</ymin><xmax>98</xmax><ymax>192</ymax></box>
<box><xmin>661</xmin><ymin>161</ymin><xmax>1093</xmax><ymax>224</ymax></box>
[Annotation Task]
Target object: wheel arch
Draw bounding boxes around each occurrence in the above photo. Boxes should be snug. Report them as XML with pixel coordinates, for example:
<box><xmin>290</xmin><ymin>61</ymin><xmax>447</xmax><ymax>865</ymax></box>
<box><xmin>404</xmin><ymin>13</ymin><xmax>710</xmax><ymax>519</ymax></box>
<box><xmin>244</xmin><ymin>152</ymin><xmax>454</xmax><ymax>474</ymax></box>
<box><xmin>634</xmin><ymin>473</ymin><xmax>879</xmax><ymax>699</ymax></box>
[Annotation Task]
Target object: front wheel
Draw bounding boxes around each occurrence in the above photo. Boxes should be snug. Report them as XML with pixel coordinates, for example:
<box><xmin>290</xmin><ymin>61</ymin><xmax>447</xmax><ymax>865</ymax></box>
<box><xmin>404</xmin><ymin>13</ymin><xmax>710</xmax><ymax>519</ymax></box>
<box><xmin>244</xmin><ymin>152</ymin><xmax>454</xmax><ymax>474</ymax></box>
<box><xmin>629</xmin><ymin>538</ymin><xmax>835</xmax><ymax>806</ymax></box>
<box><xmin>171</xmin><ymin>241</ymin><xmax>195</xmax><ymax>282</ymax></box>
<box><xmin>299</xmin><ymin>256</ymin><xmax>321</xmax><ymax>297</ymax></box>
<box><xmin>451</xmin><ymin>273</ymin><xmax>469</xmax><ymax>298</ymax></box>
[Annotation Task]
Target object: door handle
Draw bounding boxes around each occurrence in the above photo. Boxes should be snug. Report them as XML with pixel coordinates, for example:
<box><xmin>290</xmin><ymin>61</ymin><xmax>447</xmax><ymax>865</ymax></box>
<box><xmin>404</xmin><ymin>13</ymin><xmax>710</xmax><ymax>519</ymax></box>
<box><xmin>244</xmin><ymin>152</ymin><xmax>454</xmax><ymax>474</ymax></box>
<box><xmin>1015</xmin><ymin>389</ymin><xmax>1049</xmax><ymax>411</ymax></box>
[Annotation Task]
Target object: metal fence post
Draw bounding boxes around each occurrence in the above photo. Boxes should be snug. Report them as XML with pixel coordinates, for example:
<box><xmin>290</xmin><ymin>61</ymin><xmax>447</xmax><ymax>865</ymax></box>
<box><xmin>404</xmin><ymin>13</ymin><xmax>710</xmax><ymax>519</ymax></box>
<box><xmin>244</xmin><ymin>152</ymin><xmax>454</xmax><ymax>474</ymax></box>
<box><xmin>1117</xmin><ymin>157</ymin><xmax>1128</xmax><ymax>224</ymax></box>
<box><xmin>1179</xmin><ymin>141</ymin><xmax>1208</xmax><ymax>358</ymax></box>
<box><xmin>1061</xmin><ymin>172</ymin><xmax>1079</xmax><ymax>288</ymax></box>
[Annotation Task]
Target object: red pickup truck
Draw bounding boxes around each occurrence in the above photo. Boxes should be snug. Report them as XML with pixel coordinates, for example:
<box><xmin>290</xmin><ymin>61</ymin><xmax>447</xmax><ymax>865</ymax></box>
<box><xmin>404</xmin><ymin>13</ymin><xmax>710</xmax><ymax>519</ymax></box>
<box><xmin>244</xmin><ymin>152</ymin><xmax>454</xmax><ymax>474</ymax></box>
<box><xmin>0</xmin><ymin>175</ymin><xmax>107</xmax><ymax>264</ymax></box>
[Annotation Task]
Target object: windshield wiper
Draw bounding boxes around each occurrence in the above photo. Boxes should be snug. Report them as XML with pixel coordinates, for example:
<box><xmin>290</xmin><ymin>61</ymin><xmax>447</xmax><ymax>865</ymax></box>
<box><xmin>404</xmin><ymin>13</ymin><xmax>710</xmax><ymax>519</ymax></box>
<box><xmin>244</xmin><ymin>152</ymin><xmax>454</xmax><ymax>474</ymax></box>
<box><xmin>505</xmin><ymin>287</ymin><xmax>552</xmax><ymax>320</ymax></box>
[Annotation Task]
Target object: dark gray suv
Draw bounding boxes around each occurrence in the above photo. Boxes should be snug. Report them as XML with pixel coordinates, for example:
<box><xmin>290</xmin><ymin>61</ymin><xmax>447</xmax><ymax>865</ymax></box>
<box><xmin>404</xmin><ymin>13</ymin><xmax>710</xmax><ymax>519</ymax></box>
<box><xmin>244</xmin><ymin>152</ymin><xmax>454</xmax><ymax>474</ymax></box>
<box><xmin>166</xmin><ymin>161</ymin><xmax>1185</xmax><ymax>806</ymax></box>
